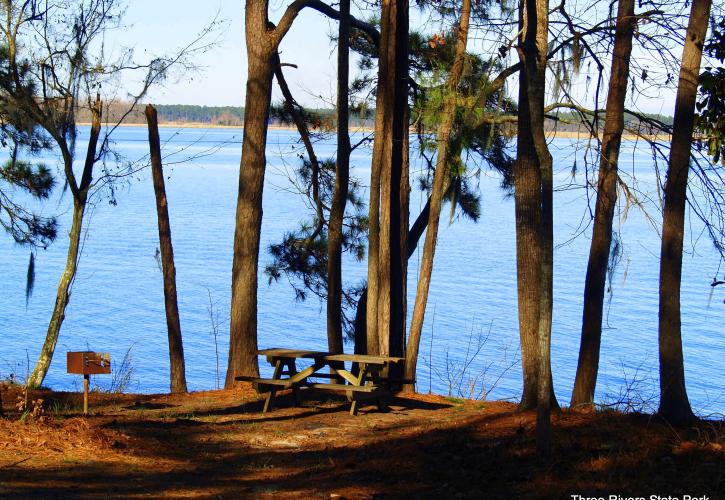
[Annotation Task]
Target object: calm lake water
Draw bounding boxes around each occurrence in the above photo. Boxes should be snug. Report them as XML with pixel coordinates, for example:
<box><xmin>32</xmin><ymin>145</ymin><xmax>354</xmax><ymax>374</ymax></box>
<box><xmin>1</xmin><ymin>126</ymin><xmax>723</xmax><ymax>416</ymax></box>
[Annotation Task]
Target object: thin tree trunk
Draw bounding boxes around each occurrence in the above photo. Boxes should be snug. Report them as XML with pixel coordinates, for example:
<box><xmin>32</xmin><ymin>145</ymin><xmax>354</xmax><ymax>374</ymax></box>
<box><xmin>408</xmin><ymin>197</ymin><xmax>431</xmax><ymax>258</ymax></box>
<box><xmin>145</xmin><ymin>104</ymin><xmax>188</xmax><ymax>394</ymax></box>
<box><xmin>391</xmin><ymin>0</ymin><xmax>409</xmax><ymax>371</ymax></box>
<box><xmin>366</xmin><ymin>161</ymin><xmax>382</xmax><ymax>356</ymax></box>
<box><xmin>353</xmin><ymin>287</ymin><xmax>367</xmax><ymax>377</ymax></box>
<box><xmin>354</xmin><ymin>289</ymin><xmax>368</xmax><ymax>356</ymax></box>
<box><xmin>355</xmin><ymin>192</ymin><xmax>433</xmax><ymax>354</ymax></box>
<box><xmin>366</xmin><ymin>66</ymin><xmax>384</xmax><ymax>358</ymax></box>
<box><xmin>27</xmin><ymin>198</ymin><xmax>85</xmax><ymax>389</ymax></box>
<box><xmin>404</xmin><ymin>0</ymin><xmax>471</xmax><ymax>393</ymax></box>
<box><xmin>272</xmin><ymin>54</ymin><xmax>327</xmax><ymax>252</ymax></box>
<box><xmin>571</xmin><ymin>0</ymin><xmax>635</xmax><ymax>409</ymax></box>
<box><xmin>273</xmin><ymin>54</ymin><xmax>321</xmax><ymax>176</ymax></box>
<box><xmin>657</xmin><ymin>0</ymin><xmax>711</xmax><ymax>425</ymax></box>
<box><xmin>327</xmin><ymin>0</ymin><xmax>351</xmax><ymax>357</ymax></box>
<box><xmin>28</xmin><ymin>97</ymin><xmax>102</xmax><ymax>389</ymax></box>
<box><xmin>399</xmin><ymin>105</ymin><xmax>410</xmax><ymax>358</ymax></box>
<box><xmin>227</xmin><ymin>0</ymin><xmax>275</xmax><ymax>386</ymax></box>
<box><xmin>513</xmin><ymin>44</ymin><xmax>543</xmax><ymax>411</ymax></box>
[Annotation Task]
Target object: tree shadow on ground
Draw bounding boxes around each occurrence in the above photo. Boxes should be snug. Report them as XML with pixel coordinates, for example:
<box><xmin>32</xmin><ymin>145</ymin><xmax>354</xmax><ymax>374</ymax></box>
<box><xmin>192</xmin><ymin>390</ymin><xmax>454</xmax><ymax>420</ymax></box>
<box><xmin>0</xmin><ymin>401</ymin><xmax>722</xmax><ymax>499</ymax></box>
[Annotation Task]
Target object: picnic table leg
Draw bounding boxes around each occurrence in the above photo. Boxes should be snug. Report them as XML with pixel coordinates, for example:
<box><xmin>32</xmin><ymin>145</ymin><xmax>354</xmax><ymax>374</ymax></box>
<box><xmin>286</xmin><ymin>359</ymin><xmax>302</xmax><ymax>407</ymax></box>
<box><xmin>263</xmin><ymin>358</ymin><xmax>284</xmax><ymax>413</ymax></box>
<box><xmin>349</xmin><ymin>363</ymin><xmax>368</xmax><ymax>416</ymax></box>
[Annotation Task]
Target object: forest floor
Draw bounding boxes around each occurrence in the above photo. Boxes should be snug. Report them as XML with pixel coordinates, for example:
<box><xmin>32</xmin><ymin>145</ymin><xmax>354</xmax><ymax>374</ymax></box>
<box><xmin>0</xmin><ymin>384</ymin><xmax>722</xmax><ymax>499</ymax></box>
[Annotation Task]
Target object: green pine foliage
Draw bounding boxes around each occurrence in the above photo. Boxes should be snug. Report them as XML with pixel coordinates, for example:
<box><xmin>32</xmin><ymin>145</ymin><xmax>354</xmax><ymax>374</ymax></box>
<box><xmin>697</xmin><ymin>16</ymin><xmax>725</xmax><ymax>164</ymax></box>
<box><xmin>0</xmin><ymin>44</ymin><xmax>58</xmax><ymax>248</ymax></box>
<box><xmin>265</xmin><ymin>158</ymin><xmax>369</xmax><ymax>337</ymax></box>
<box><xmin>409</xmin><ymin>27</ymin><xmax>516</xmax><ymax>199</ymax></box>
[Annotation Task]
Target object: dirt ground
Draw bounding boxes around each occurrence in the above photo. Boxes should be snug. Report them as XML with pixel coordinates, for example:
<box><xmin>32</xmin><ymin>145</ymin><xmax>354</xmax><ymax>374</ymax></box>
<box><xmin>0</xmin><ymin>384</ymin><xmax>722</xmax><ymax>499</ymax></box>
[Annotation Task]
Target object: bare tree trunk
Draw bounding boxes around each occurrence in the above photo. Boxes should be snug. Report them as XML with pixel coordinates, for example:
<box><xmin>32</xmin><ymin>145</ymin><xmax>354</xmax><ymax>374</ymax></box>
<box><xmin>27</xmin><ymin>198</ymin><xmax>85</xmax><ymax>389</ymax></box>
<box><xmin>377</xmin><ymin>0</ymin><xmax>409</xmax><ymax>373</ymax></box>
<box><xmin>227</xmin><ymin>0</ymin><xmax>379</xmax><ymax>385</ymax></box>
<box><xmin>571</xmin><ymin>0</ymin><xmax>635</xmax><ymax>409</ymax></box>
<box><xmin>28</xmin><ymin>98</ymin><xmax>102</xmax><ymax>389</ymax></box>
<box><xmin>513</xmin><ymin>43</ymin><xmax>543</xmax><ymax>411</ymax></box>
<box><xmin>368</xmin><ymin>0</ymin><xmax>409</xmax><ymax>366</ymax></box>
<box><xmin>518</xmin><ymin>0</ymin><xmax>554</xmax><ymax>455</ymax></box>
<box><xmin>145</xmin><ymin>105</ymin><xmax>188</xmax><ymax>394</ymax></box>
<box><xmin>366</xmin><ymin>149</ymin><xmax>382</xmax><ymax>356</ymax></box>
<box><xmin>657</xmin><ymin>0</ymin><xmax>711</xmax><ymax>425</ymax></box>
<box><xmin>327</xmin><ymin>0</ymin><xmax>351</xmax><ymax>357</ymax></box>
<box><xmin>273</xmin><ymin>54</ymin><xmax>320</xmax><ymax>174</ymax></box>
<box><xmin>391</xmin><ymin>0</ymin><xmax>409</xmax><ymax>371</ymax></box>
<box><xmin>403</xmin><ymin>0</ymin><xmax>471</xmax><ymax>393</ymax></box>
<box><xmin>366</xmin><ymin>46</ymin><xmax>384</xmax><ymax>358</ymax></box>
<box><xmin>399</xmin><ymin>106</ymin><xmax>410</xmax><ymax>357</ymax></box>
<box><xmin>354</xmin><ymin>289</ymin><xmax>368</xmax><ymax>355</ymax></box>
<box><xmin>227</xmin><ymin>0</ymin><xmax>275</xmax><ymax>386</ymax></box>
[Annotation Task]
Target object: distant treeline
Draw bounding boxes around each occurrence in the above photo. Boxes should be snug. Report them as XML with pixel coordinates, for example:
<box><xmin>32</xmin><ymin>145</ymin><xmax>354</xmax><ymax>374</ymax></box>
<box><xmin>76</xmin><ymin>102</ymin><xmax>672</xmax><ymax>132</ymax></box>
<box><xmin>544</xmin><ymin>110</ymin><xmax>674</xmax><ymax>134</ymax></box>
<box><xmin>75</xmin><ymin>102</ymin><xmax>347</xmax><ymax>128</ymax></box>
<box><xmin>75</xmin><ymin>102</ymin><xmax>247</xmax><ymax>126</ymax></box>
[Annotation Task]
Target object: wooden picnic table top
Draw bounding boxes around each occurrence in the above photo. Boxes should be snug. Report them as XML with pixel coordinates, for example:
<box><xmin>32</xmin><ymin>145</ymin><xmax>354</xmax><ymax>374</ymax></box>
<box><xmin>257</xmin><ymin>348</ymin><xmax>404</xmax><ymax>365</ymax></box>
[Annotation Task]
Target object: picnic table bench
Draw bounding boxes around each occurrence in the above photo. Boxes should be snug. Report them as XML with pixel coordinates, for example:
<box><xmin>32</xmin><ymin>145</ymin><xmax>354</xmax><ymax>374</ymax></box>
<box><xmin>235</xmin><ymin>348</ymin><xmax>407</xmax><ymax>415</ymax></box>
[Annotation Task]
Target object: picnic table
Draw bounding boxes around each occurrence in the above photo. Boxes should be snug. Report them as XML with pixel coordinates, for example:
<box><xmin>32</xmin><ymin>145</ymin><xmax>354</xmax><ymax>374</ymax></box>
<box><xmin>235</xmin><ymin>348</ymin><xmax>406</xmax><ymax>415</ymax></box>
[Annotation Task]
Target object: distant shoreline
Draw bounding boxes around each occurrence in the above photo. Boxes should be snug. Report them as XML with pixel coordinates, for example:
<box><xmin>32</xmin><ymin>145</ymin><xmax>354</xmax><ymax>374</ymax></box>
<box><xmin>80</xmin><ymin>121</ymin><xmax>669</xmax><ymax>141</ymax></box>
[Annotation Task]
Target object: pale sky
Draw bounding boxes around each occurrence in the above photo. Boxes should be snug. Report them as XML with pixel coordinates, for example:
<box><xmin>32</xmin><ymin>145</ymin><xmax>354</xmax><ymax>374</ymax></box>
<box><xmin>116</xmin><ymin>0</ymin><xmax>686</xmax><ymax>116</ymax></box>
<box><xmin>121</xmin><ymin>0</ymin><xmax>345</xmax><ymax>109</ymax></box>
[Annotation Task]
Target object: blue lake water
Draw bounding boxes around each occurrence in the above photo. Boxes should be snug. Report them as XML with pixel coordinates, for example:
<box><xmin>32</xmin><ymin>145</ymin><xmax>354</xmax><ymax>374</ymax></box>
<box><xmin>1</xmin><ymin>126</ymin><xmax>723</xmax><ymax>416</ymax></box>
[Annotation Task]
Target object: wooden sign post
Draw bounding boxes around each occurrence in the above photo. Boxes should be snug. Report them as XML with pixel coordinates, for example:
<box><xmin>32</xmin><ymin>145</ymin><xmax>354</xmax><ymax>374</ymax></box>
<box><xmin>67</xmin><ymin>352</ymin><xmax>111</xmax><ymax>415</ymax></box>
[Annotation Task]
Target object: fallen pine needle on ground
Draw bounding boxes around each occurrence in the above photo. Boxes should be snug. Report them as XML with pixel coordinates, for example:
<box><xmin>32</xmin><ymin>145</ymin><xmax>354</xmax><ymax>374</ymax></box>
<box><xmin>0</xmin><ymin>385</ymin><xmax>722</xmax><ymax>499</ymax></box>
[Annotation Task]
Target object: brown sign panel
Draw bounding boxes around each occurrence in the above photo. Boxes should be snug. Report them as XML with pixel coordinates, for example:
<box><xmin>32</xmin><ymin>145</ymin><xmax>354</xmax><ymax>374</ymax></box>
<box><xmin>67</xmin><ymin>352</ymin><xmax>111</xmax><ymax>375</ymax></box>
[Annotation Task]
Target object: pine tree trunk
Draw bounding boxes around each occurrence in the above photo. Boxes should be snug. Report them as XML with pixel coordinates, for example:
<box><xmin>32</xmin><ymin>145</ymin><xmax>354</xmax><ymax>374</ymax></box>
<box><xmin>390</xmin><ymin>0</ymin><xmax>409</xmax><ymax>370</ymax></box>
<box><xmin>518</xmin><ymin>0</ymin><xmax>555</xmax><ymax>454</ymax></box>
<box><xmin>513</xmin><ymin>50</ymin><xmax>543</xmax><ymax>411</ymax></box>
<box><xmin>227</xmin><ymin>0</ymin><xmax>275</xmax><ymax>386</ymax></box>
<box><xmin>399</xmin><ymin>105</ymin><xmax>410</xmax><ymax>354</ymax></box>
<box><xmin>326</xmin><ymin>0</ymin><xmax>351</xmax><ymax>357</ymax></box>
<box><xmin>368</xmin><ymin>0</ymin><xmax>409</xmax><ymax>366</ymax></box>
<box><xmin>28</xmin><ymin>98</ymin><xmax>102</xmax><ymax>389</ymax></box>
<box><xmin>146</xmin><ymin>105</ymin><xmax>188</xmax><ymax>394</ymax></box>
<box><xmin>404</xmin><ymin>0</ymin><xmax>471</xmax><ymax>393</ymax></box>
<box><xmin>571</xmin><ymin>0</ymin><xmax>635</xmax><ymax>409</ymax></box>
<box><xmin>366</xmin><ymin>70</ymin><xmax>383</xmax><ymax>358</ymax></box>
<box><xmin>657</xmin><ymin>0</ymin><xmax>711</xmax><ymax>425</ymax></box>
<box><xmin>27</xmin><ymin>197</ymin><xmax>85</xmax><ymax>389</ymax></box>
<box><xmin>354</xmin><ymin>288</ymin><xmax>368</xmax><ymax>357</ymax></box>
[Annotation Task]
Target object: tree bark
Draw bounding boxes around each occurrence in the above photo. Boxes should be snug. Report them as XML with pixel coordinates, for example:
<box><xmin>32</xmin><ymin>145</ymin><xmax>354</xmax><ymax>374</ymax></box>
<box><xmin>372</xmin><ymin>0</ymin><xmax>409</xmax><ymax>374</ymax></box>
<box><xmin>399</xmin><ymin>105</ymin><xmax>410</xmax><ymax>357</ymax></box>
<box><xmin>145</xmin><ymin>104</ymin><xmax>188</xmax><ymax>394</ymax></box>
<box><xmin>28</xmin><ymin>97</ymin><xmax>102</xmax><ymax>388</ymax></box>
<box><xmin>518</xmin><ymin>0</ymin><xmax>555</xmax><ymax>455</ymax></box>
<box><xmin>657</xmin><ymin>0</ymin><xmax>711</xmax><ymax>425</ymax></box>
<box><xmin>513</xmin><ymin>42</ymin><xmax>543</xmax><ymax>411</ymax></box>
<box><xmin>354</xmin><ymin>191</ymin><xmax>433</xmax><ymax>354</ymax></box>
<box><xmin>571</xmin><ymin>0</ymin><xmax>636</xmax><ymax>409</ymax></box>
<box><xmin>227</xmin><ymin>0</ymin><xmax>382</xmax><ymax>386</ymax></box>
<box><xmin>227</xmin><ymin>0</ymin><xmax>275</xmax><ymax>386</ymax></box>
<box><xmin>403</xmin><ymin>0</ymin><xmax>471</xmax><ymax>393</ymax></box>
<box><xmin>366</xmin><ymin>138</ymin><xmax>382</xmax><ymax>357</ymax></box>
<box><xmin>326</xmin><ymin>0</ymin><xmax>351</xmax><ymax>358</ymax></box>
